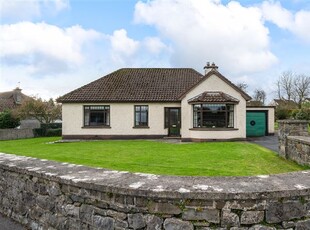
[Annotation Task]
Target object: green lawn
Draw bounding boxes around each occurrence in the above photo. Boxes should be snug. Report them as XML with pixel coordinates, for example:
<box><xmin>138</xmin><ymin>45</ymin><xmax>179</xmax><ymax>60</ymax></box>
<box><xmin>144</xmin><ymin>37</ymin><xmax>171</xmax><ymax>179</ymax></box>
<box><xmin>0</xmin><ymin>137</ymin><xmax>308</xmax><ymax>176</ymax></box>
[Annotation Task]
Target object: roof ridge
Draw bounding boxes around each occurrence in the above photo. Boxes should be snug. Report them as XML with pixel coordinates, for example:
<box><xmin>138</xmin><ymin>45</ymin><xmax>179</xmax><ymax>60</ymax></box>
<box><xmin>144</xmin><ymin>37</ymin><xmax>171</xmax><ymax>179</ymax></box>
<box><xmin>57</xmin><ymin>68</ymin><xmax>203</xmax><ymax>103</ymax></box>
<box><xmin>178</xmin><ymin>70</ymin><xmax>251</xmax><ymax>101</ymax></box>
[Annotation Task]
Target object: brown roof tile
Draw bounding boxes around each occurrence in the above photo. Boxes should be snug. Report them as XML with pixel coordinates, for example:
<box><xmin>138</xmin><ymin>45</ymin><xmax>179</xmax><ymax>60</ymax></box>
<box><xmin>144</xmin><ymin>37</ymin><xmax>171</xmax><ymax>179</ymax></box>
<box><xmin>0</xmin><ymin>88</ymin><xmax>30</xmax><ymax>112</ymax></box>
<box><xmin>188</xmin><ymin>91</ymin><xmax>240</xmax><ymax>104</ymax></box>
<box><xmin>57</xmin><ymin>68</ymin><xmax>203</xmax><ymax>103</ymax></box>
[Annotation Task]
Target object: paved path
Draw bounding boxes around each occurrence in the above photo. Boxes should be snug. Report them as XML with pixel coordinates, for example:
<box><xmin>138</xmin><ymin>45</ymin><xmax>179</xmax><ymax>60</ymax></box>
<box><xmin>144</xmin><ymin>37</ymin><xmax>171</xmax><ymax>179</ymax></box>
<box><xmin>0</xmin><ymin>213</ymin><xmax>25</xmax><ymax>230</ymax></box>
<box><xmin>247</xmin><ymin>134</ymin><xmax>279</xmax><ymax>152</ymax></box>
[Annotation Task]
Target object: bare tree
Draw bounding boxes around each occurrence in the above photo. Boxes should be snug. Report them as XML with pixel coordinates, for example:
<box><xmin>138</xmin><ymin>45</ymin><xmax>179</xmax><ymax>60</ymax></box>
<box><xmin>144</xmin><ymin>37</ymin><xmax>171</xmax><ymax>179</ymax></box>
<box><xmin>236</xmin><ymin>82</ymin><xmax>248</xmax><ymax>92</ymax></box>
<box><xmin>276</xmin><ymin>71</ymin><xmax>310</xmax><ymax>108</ymax></box>
<box><xmin>276</xmin><ymin>71</ymin><xmax>294</xmax><ymax>101</ymax></box>
<box><xmin>252</xmin><ymin>89</ymin><xmax>266</xmax><ymax>106</ymax></box>
<box><xmin>293</xmin><ymin>74</ymin><xmax>310</xmax><ymax>108</ymax></box>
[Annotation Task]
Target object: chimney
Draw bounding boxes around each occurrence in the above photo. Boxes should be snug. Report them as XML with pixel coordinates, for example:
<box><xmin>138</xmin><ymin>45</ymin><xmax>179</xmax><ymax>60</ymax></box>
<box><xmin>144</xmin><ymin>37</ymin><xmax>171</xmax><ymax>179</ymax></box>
<box><xmin>13</xmin><ymin>87</ymin><xmax>22</xmax><ymax>104</ymax></box>
<box><xmin>203</xmin><ymin>62</ymin><xmax>218</xmax><ymax>75</ymax></box>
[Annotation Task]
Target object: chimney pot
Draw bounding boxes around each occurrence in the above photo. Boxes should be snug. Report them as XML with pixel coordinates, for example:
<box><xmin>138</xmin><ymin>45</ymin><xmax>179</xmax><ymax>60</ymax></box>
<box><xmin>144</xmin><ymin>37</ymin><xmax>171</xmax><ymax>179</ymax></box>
<box><xmin>204</xmin><ymin>62</ymin><xmax>218</xmax><ymax>74</ymax></box>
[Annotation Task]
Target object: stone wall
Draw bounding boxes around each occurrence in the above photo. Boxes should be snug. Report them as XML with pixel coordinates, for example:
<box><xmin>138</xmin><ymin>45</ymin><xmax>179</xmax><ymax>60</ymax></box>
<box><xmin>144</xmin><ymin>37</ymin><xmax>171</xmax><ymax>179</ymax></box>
<box><xmin>287</xmin><ymin>136</ymin><xmax>310</xmax><ymax>167</ymax></box>
<box><xmin>278</xmin><ymin>120</ymin><xmax>310</xmax><ymax>166</ymax></box>
<box><xmin>0</xmin><ymin>153</ymin><xmax>309</xmax><ymax>230</ymax></box>
<box><xmin>20</xmin><ymin>119</ymin><xmax>40</xmax><ymax>129</ymax></box>
<box><xmin>0</xmin><ymin>128</ymin><xmax>34</xmax><ymax>141</ymax></box>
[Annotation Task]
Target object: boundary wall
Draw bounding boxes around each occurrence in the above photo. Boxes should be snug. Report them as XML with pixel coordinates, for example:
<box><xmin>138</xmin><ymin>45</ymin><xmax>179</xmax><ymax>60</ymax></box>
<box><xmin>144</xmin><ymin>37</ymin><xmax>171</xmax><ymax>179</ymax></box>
<box><xmin>0</xmin><ymin>129</ymin><xmax>34</xmax><ymax>141</ymax></box>
<box><xmin>0</xmin><ymin>153</ymin><xmax>309</xmax><ymax>230</ymax></box>
<box><xmin>278</xmin><ymin>120</ymin><xmax>310</xmax><ymax>167</ymax></box>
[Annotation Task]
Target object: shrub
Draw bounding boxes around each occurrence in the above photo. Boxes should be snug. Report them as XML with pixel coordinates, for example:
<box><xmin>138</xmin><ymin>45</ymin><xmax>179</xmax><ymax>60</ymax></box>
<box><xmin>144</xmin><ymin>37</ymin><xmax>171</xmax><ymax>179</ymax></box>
<box><xmin>33</xmin><ymin>123</ymin><xmax>62</xmax><ymax>137</ymax></box>
<box><xmin>294</xmin><ymin>109</ymin><xmax>310</xmax><ymax>120</ymax></box>
<box><xmin>0</xmin><ymin>110</ymin><xmax>20</xmax><ymax>129</ymax></box>
<box><xmin>41</xmin><ymin>123</ymin><xmax>62</xmax><ymax>130</ymax></box>
<box><xmin>45</xmin><ymin>128</ymin><xmax>62</xmax><ymax>137</ymax></box>
<box><xmin>276</xmin><ymin>108</ymin><xmax>291</xmax><ymax>120</ymax></box>
<box><xmin>33</xmin><ymin>128</ymin><xmax>46</xmax><ymax>137</ymax></box>
<box><xmin>290</xmin><ymin>109</ymin><xmax>299</xmax><ymax>119</ymax></box>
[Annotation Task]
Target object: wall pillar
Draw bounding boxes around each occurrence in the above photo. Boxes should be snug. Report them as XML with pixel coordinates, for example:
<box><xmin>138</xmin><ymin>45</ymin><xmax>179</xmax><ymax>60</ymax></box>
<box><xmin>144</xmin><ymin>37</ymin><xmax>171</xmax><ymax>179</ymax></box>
<box><xmin>278</xmin><ymin>120</ymin><xmax>309</xmax><ymax>158</ymax></box>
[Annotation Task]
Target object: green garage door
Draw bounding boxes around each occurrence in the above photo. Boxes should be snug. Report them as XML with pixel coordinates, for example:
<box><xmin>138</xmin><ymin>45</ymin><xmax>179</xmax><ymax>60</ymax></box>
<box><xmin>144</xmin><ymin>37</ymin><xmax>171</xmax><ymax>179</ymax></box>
<box><xmin>246</xmin><ymin>112</ymin><xmax>266</xmax><ymax>137</ymax></box>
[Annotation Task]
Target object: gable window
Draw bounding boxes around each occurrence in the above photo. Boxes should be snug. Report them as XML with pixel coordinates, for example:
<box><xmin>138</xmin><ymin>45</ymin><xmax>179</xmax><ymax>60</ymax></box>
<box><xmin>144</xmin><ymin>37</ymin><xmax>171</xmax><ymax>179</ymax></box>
<box><xmin>134</xmin><ymin>105</ymin><xmax>148</xmax><ymax>127</ymax></box>
<box><xmin>84</xmin><ymin>105</ymin><xmax>110</xmax><ymax>127</ymax></box>
<box><xmin>193</xmin><ymin>104</ymin><xmax>234</xmax><ymax>128</ymax></box>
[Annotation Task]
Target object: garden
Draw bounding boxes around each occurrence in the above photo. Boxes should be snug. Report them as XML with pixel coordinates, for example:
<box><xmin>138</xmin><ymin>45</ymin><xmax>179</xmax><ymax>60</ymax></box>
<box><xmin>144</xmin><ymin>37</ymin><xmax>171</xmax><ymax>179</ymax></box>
<box><xmin>0</xmin><ymin>137</ymin><xmax>307</xmax><ymax>176</ymax></box>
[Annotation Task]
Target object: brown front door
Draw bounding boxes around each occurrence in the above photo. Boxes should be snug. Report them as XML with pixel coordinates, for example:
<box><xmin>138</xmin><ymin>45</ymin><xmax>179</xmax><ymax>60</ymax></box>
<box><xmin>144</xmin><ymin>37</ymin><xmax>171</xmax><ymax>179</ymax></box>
<box><xmin>165</xmin><ymin>108</ymin><xmax>181</xmax><ymax>136</ymax></box>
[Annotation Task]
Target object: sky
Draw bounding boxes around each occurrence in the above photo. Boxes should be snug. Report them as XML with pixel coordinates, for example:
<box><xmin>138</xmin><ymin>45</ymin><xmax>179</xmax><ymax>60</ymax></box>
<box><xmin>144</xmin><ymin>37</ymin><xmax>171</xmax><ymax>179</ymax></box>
<box><xmin>1</xmin><ymin>0</ymin><xmax>310</xmax><ymax>102</ymax></box>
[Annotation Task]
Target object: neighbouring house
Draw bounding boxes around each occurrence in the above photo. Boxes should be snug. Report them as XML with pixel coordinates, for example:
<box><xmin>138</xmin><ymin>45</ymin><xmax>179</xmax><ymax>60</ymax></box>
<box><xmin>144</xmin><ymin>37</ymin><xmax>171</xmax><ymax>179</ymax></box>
<box><xmin>58</xmin><ymin>63</ymin><xmax>274</xmax><ymax>141</ymax></box>
<box><xmin>0</xmin><ymin>87</ymin><xmax>40</xmax><ymax>129</ymax></box>
<box><xmin>269</xmin><ymin>99</ymin><xmax>298</xmax><ymax>109</ymax></box>
<box><xmin>0</xmin><ymin>87</ymin><xmax>28</xmax><ymax>112</ymax></box>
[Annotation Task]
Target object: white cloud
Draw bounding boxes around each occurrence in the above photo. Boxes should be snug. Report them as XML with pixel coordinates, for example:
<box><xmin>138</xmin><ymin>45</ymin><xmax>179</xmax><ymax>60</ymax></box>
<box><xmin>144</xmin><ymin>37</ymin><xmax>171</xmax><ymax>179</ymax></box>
<box><xmin>134</xmin><ymin>0</ymin><xmax>277</xmax><ymax>75</ymax></box>
<box><xmin>261</xmin><ymin>1</ymin><xmax>310</xmax><ymax>42</ymax></box>
<box><xmin>143</xmin><ymin>37</ymin><xmax>168</xmax><ymax>54</ymax></box>
<box><xmin>109</xmin><ymin>29</ymin><xmax>139</xmax><ymax>57</ymax></box>
<box><xmin>0</xmin><ymin>22</ymin><xmax>101</xmax><ymax>74</ymax></box>
<box><xmin>0</xmin><ymin>22</ymin><xmax>171</xmax><ymax>99</ymax></box>
<box><xmin>53</xmin><ymin>0</ymin><xmax>69</xmax><ymax>12</ymax></box>
<box><xmin>261</xmin><ymin>1</ymin><xmax>293</xmax><ymax>29</ymax></box>
<box><xmin>0</xmin><ymin>0</ymin><xmax>69</xmax><ymax>20</ymax></box>
<box><xmin>293</xmin><ymin>10</ymin><xmax>310</xmax><ymax>42</ymax></box>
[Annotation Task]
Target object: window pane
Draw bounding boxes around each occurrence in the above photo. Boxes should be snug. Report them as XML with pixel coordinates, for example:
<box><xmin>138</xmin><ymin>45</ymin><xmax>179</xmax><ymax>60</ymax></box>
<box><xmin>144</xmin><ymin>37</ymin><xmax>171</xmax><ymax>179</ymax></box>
<box><xmin>140</xmin><ymin>112</ymin><xmax>147</xmax><ymax>125</ymax></box>
<box><xmin>84</xmin><ymin>105</ymin><xmax>110</xmax><ymax>126</ymax></box>
<box><xmin>194</xmin><ymin>104</ymin><xmax>201</xmax><ymax>110</ymax></box>
<box><xmin>227</xmin><ymin>104</ymin><xmax>234</xmax><ymax>111</ymax></box>
<box><xmin>84</xmin><ymin>109</ymin><xmax>90</xmax><ymax>126</ymax></box>
<box><xmin>135</xmin><ymin>113</ymin><xmax>140</xmax><ymax>126</ymax></box>
<box><xmin>203</xmin><ymin>111</ymin><xmax>226</xmax><ymax>127</ymax></box>
<box><xmin>135</xmin><ymin>105</ymin><xmax>148</xmax><ymax>126</ymax></box>
<box><xmin>141</xmin><ymin>106</ymin><xmax>148</xmax><ymax>112</ymax></box>
<box><xmin>193</xmin><ymin>104</ymin><xmax>234</xmax><ymax>128</ymax></box>
<box><xmin>228</xmin><ymin>111</ymin><xmax>234</xmax><ymax>128</ymax></box>
<box><xmin>193</xmin><ymin>110</ymin><xmax>201</xmax><ymax>127</ymax></box>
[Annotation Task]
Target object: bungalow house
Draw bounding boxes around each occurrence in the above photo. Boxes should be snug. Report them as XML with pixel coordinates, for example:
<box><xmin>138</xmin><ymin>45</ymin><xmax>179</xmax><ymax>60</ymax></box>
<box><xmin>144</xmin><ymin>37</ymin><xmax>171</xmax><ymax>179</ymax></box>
<box><xmin>58</xmin><ymin>63</ymin><xmax>274</xmax><ymax>141</ymax></box>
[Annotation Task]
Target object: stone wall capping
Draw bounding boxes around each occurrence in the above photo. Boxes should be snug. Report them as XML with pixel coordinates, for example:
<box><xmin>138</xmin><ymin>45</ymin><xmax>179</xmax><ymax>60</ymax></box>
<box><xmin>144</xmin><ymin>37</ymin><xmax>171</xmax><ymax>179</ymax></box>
<box><xmin>0</xmin><ymin>152</ymin><xmax>309</xmax><ymax>201</ymax></box>
<box><xmin>287</xmin><ymin>136</ymin><xmax>310</xmax><ymax>145</ymax></box>
<box><xmin>278</xmin><ymin>120</ymin><xmax>309</xmax><ymax>124</ymax></box>
<box><xmin>1</xmin><ymin>151</ymin><xmax>309</xmax><ymax>229</ymax></box>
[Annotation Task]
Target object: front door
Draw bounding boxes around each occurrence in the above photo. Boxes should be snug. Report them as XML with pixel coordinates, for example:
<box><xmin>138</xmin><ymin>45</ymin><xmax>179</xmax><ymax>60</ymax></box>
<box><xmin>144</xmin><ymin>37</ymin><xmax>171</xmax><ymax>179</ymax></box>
<box><xmin>166</xmin><ymin>108</ymin><xmax>181</xmax><ymax>137</ymax></box>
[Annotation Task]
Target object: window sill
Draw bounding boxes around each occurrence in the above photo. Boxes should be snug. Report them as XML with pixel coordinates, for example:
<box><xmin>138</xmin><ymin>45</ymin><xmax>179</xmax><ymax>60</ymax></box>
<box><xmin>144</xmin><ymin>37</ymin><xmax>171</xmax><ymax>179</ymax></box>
<box><xmin>133</xmin><ymin>126</ymin><xmax>150</xmax><ymax>129</ymax></box>
<box><xmin>82</xmin><ymin>126</ymin><xmax>111</xmax><ymax>129</ymax></box>
<box><xmin>189</xmin><ymin>128</ymin><xmax>238</xmax><ymax>131</ymax></box>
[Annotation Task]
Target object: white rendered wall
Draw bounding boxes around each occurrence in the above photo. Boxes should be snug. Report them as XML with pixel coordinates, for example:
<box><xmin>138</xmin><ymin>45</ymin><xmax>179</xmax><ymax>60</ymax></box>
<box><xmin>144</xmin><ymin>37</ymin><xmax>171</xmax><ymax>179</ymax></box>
<box><xmin>62</xmin><ymin>103</ymin><xmax>180</xmax><ymax>136</ymax></box>
<box><xmin>181</xmin><ymin>74</ymin><xmax>247</xmax><ymax>140</ymax></box>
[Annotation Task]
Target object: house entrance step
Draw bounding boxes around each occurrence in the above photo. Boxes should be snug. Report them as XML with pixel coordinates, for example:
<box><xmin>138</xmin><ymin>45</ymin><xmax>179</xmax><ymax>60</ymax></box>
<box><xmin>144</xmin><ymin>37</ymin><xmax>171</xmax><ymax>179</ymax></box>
<box><xmin>163</xmin><ymin>136</ymin><xmax>181</xmax><ymax>139</ymax></box>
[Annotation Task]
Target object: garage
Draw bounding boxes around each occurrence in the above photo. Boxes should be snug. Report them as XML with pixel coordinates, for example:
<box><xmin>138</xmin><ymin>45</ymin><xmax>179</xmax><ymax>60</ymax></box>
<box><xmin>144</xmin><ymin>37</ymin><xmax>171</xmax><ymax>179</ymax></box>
<box><xmin>246</xmin><ymin>111</ymin><xmax>267</xmax><ymax>137</ymax></box>
<box><xmin>246</xmin><ymin>107</ymin><xmax>275</xmax><ymax>137</ymax></box>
